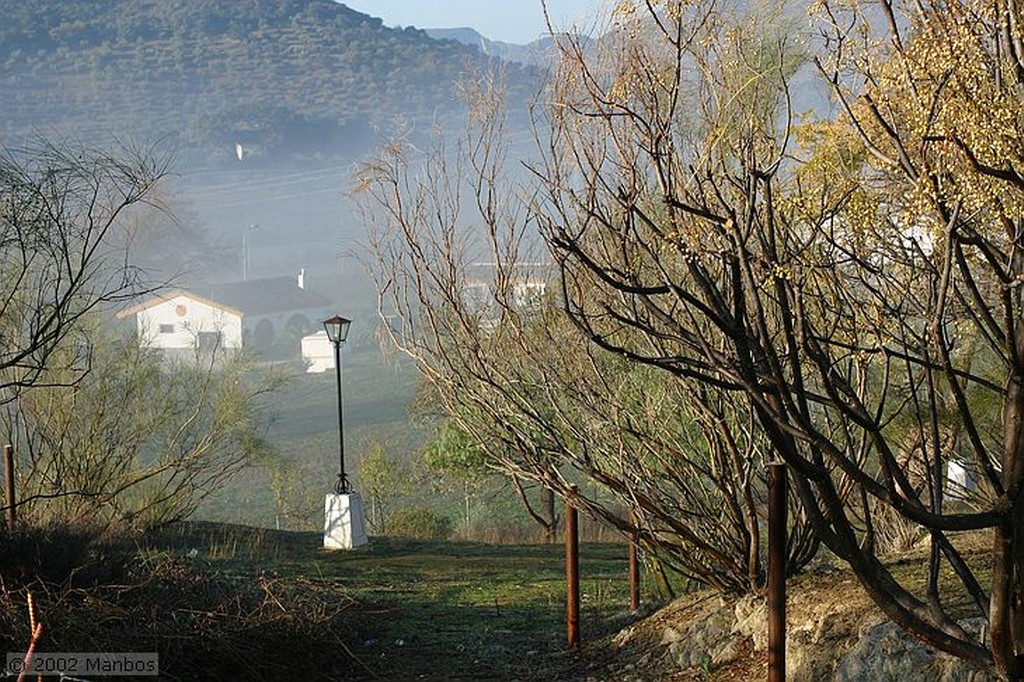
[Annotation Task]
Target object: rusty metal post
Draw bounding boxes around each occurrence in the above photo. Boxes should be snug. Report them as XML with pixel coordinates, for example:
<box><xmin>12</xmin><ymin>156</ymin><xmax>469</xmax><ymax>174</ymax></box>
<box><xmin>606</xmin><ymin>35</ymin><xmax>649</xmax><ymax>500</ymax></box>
<box><xmin>628</xmin><ymin>512</ymin><xmax>640</xmax><ymax>612</ymax></box>
<box><xmin>4</xmin><ymin>444</ymin><xmax>15</xmax><ymax>530</ymax></box>
<box><xmin>566</xmin><ymin>488</ymin><xmax>580</xmax><ymax>649</ymax></box>
<box><xmin>768</xmin><ymin>462</ymin><xmax>787</xmax><ymax>682</ymax></box>
<box><xmin>628</xmin><ymin>538</ymin><xmax>640</xmax><ymax>611</ymax></box>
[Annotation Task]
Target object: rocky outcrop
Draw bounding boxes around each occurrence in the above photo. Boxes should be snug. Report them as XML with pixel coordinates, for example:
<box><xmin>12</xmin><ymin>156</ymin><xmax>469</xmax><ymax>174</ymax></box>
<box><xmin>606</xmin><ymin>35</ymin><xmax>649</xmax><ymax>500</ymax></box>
<box><xmin>646</xmin><ymin>593</ymin><xmax>994</xmax><ymax>681</ymax></box>
<box><xmin>830</xmin><ymin>620</ymin><xmax>993</xmax><ymax>682</ymax></box>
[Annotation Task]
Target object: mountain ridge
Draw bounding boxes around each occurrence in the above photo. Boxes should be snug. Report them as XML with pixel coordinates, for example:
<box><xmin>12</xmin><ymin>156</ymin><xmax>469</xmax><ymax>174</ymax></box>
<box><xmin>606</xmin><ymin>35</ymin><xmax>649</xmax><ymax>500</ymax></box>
<box><xmin>424</xmin><ymin>27</ymin><xmax>556</xmax><ymax>66</ymax></box>
<box><xmin>0</xmin><ymin>0</ymin><xmax>539</xmax><ymax>164</ymax></box>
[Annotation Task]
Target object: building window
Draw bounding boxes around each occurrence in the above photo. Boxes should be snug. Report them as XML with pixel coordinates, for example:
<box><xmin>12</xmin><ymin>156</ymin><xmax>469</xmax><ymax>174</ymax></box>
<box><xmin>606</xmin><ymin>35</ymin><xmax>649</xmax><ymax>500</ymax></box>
<box><xmin>159</xmin><ymin>324</ymin><xmax>175</xmax><ymax>334</ymax></box>
<box><xmin>197</xmin><ymin>331</ymin><xmax>222</xmax><ymax>352</ymax></box>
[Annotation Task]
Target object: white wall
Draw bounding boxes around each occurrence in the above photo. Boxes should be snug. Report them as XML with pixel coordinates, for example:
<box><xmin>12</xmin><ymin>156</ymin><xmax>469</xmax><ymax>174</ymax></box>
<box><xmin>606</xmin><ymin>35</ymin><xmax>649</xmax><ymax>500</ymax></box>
<box><xmin>301</xmin><ymin>330</ymin><xmax>335</xmax><ymax>373</ymax></box>
<box><xmin>137</xmin><ymin>294</ymin><xmax>243</xmax><ymax>351</ymax></box>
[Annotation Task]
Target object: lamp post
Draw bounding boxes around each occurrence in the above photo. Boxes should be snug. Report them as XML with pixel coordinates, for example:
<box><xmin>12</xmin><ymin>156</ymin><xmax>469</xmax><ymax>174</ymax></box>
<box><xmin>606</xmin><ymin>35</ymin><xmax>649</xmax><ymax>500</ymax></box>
<box><xmin>242</xmin><ymin>224</ymin><xmax>257</xmax><ymax>281</ymax></box>
<box><xmin>323</xmin><ymin>315</ymin><xmax>352</xmax><ymax>494</ymax></box>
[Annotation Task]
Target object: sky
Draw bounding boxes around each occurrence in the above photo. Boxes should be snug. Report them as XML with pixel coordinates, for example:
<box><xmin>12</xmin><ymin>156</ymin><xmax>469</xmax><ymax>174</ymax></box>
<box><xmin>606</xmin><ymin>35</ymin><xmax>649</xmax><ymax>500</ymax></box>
<box><xmin>338</xmin><ymin>1</ymin><xmax>609</xmax><ymax>45</ymax></box>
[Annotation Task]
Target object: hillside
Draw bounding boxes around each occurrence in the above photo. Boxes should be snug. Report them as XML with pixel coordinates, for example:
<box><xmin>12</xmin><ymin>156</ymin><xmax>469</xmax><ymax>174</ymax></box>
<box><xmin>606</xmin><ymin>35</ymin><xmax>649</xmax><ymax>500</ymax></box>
<box><xmin>425</xmin><ymin>28</ymin><xmax>569</xmax><ymax>67</ymax></box>
<box><xmin>0</xmin><ymin>0</ymin><xmax>539</xmax><ymax>164</ymax></box>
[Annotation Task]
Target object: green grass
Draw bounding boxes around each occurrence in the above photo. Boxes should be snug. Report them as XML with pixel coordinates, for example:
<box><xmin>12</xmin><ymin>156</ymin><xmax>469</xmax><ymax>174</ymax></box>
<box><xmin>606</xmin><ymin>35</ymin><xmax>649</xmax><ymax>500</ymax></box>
<box><xmin>198</xmin><ymin>346</ymin><xmax>426</xmax><ymax>528</ymax></box>
<box><xmin>148</xmin><ymin>522</ymin><xmax>642</xmax><ymax>680</ymax></box>
<box><xmin>269</xmin><ymin>347</ymin><xmax>418</xmax><ymax>442</ymax></box>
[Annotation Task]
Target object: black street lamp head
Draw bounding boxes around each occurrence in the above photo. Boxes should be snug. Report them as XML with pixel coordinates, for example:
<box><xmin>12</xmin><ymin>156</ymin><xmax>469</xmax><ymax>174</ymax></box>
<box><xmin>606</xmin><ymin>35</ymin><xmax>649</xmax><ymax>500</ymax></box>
<box><xmin>323</xmin><ymin>315</ymin><xmax>352</xmax><ymax>345</ymax></box>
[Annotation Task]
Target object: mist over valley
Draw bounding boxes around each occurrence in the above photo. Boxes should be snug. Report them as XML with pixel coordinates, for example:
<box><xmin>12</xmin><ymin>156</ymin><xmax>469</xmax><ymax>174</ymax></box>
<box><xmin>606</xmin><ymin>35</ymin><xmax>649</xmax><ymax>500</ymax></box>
<box><xmin>0</xmin><ymin>0</ymin><xmax>544</xmax><ymax>287</ymax></box>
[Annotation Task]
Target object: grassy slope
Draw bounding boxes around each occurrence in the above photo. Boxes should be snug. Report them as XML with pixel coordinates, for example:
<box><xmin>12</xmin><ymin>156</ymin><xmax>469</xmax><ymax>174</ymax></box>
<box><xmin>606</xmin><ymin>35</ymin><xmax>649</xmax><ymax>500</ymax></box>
<box><xmin>198</xmin><ymin>344</ymin><xmax>425</xmax><ymax>528</ymax></box>
<box><xmin>2</xmin><ymin>521</ymin><xmax>995</xmax><ymax>681</ymax></box>
<box><xmin>94</xmin><ymin>523</ymin><xmax>636</xmax><ymax>680</ymax></box>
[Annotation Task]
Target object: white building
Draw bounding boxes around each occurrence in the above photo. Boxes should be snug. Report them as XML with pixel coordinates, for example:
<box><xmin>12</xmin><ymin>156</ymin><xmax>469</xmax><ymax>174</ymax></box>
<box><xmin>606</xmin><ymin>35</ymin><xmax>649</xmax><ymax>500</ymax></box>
<box><xmin>199</xmin><ymin>272</ymin><xmax>332</xmax><ymax>350</ymax></box>
<box><xmin>945</xmin><ymin>459</ymin><xmax>977</xmax><ymax>502</ymax></box>
<box><xmin>117</xmin><ymin>290</ymin><xmax>243</xmax><ymax>354</ymax></box>
<box><xmin>118</xmin><ymin>271</ymin><xmax>332</xmax><ymax>355</ymax></box>
<box><xmin>462</xmin><ymin>262</ymin><xmax>552</xmax><ymax>319</ymax></box>
<box><xmin>301</xmin><ymin>330</ymin><xmax>335</xmax><ymax>373</ymax></box>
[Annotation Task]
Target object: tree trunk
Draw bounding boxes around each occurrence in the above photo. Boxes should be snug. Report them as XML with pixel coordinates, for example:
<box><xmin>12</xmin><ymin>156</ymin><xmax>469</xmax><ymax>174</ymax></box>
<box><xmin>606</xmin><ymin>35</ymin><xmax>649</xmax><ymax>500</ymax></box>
<box><xmin>994</xmin><ymin>339</ymin><xmax>1024</xmax><ymax>679</ymax></box>
<box><xmin>544</xmin><ymin>486</ymin><xmax>557</xmax><ymax>543</ymax></box>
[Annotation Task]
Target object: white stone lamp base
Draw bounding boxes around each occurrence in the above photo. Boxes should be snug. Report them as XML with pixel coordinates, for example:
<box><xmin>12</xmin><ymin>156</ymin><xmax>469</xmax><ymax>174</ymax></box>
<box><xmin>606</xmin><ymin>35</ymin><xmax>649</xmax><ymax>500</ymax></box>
<box><xmin>323</xmin><ymin>492</ymin><xmax>368</xmax><ymax>550</ymax></box>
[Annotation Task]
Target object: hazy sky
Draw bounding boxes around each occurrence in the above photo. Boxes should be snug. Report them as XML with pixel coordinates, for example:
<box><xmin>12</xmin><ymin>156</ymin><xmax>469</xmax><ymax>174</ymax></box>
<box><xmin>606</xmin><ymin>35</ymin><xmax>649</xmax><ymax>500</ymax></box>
<box><xmin>338</xmin><ymin>1</ymin><xmax>609</xmax><ymax>44</ymax></box>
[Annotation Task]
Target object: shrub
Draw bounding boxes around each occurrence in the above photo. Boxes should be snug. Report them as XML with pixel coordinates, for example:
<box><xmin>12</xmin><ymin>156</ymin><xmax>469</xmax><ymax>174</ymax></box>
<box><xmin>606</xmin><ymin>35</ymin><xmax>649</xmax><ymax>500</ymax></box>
<box><xmin>388</xmin><ymin>507</ymin><xmax>453</xmax><ymax>540</ymax></box>
<box><xmin>0</xmin><ymin>522</ymin><xmax>127</xmax><ymax>588</ymax></box>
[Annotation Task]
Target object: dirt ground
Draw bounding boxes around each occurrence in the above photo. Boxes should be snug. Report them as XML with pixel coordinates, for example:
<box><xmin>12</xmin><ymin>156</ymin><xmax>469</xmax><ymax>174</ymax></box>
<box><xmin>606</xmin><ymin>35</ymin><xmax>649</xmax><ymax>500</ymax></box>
<box><xmin>551</xmin><ymin>549</ymin><xmax>969</xmax><ymax>682</ymax></box>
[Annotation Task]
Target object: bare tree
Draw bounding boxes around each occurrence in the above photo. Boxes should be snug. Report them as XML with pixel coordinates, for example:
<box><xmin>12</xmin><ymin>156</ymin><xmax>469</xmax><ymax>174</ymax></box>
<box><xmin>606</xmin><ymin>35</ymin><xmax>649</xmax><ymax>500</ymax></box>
<box><xmin>0</xmin><ymin>139</ymin><xmax>284</xmax><ymax>530</ymax></box>
<box><xmin>357</xmin><ymin>67</ymin><xmax>817</xmax><ymax>592</ymax></box>
<box><xmin>0</xmin><ymin>138</ymin><xmax>169</xmax><ymax>401</ymax></box>
<box><xmin>531</xmin><ymin>0</ymin><xmax>1024</xmax><ymax>675</ymax></box>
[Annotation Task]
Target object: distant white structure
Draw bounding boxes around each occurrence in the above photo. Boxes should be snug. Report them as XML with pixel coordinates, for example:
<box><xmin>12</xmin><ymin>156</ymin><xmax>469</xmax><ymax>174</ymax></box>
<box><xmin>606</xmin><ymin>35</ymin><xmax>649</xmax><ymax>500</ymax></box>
<box><xmin>461</xmin><ymin>260</ymin><xmax>552</xmax><ymax>318</ymax></box>
<box><xmin>301</xmin><ymin>330</ymin><xmax>335</xmax><ymax>373</ymax></box>
<box><xmin>119</xmin><ymin>270</ymin><xmax>332</xmax><ymax>354</ymax></box>
<box><xmin>117</xmin><ymin>290</ymin><xmax>243</xmax><ymax>355</ymax></box>
<box><xmin>511</xmin><ymin>279</ymin><xmax>547</xmax><ymax>307</ymax></box>
<box><xmin>945</xmin><ymin>459</ymin><xmax>976</xmax><ymax>501</ymax></box>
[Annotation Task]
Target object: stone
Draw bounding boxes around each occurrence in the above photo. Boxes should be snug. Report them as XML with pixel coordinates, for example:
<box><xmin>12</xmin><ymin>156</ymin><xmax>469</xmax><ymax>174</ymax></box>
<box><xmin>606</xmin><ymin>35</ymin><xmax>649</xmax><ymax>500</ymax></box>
<box><xmin>663</xmin><ymin>603</ymin><xmax>735</xmax><ymax>669</ymax></box>
<box><xmin>660</xmin><ymin>626</ymin><xmax>683</xmax><ymax>645</ymax></box>
<box><xmin>711</xmin><ymin>637</ymin><xmax>741</xmax><ymax>665</ymax></box>
<box><xmin>614</xmin><ymin>626</ymin><xmax>636</xmax><ymax>646</ymax></box>
<box><xmin>732</xmin><ymin>595</ymin><xmax>769</xmax><ymax>651</ymax></box>
<box><xmin>784</xmin><ymin>619</ymin><xmax>997</xmax><ymax>682</ymax></box>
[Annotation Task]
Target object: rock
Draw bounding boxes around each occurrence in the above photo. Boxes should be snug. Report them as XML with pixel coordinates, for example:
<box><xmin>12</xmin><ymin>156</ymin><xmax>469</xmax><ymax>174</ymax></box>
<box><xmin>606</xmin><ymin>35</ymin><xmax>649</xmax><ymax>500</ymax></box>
<box><xmin>660</xmin><ymin>626</ymin><xmax>683</xmax><ymax>645</ymax></box>
<box><xmin>831</xmin><ymin>621</ymin><xmax>994</xmax><ymax>682</ymax></box>
<box><xmin>645</xmin><ymin>583</ymin><xmax>992</xmax><ymax>682</ymax></box>
<box><xmin>711</xmin><ymin>637</ymin><xmax>741</xmax><ymax>665</ymax></box>
<box><xmin>614</xmin><ymin>626</ymin><xmax>636</xmax><ymax>646</ymax></box>
<box><xmin>787</xmin><ymin>624</ymin><xmax>832</xmax><ymax>681</ymax></box>
<box><xmin>810</xmin><ymin>608</ymin><xmax>844</xmax><ymax>644</ymax></box>
<box><xmin>663</xmin><ymin>602</ymin><xmax>736</xmax><ymax>669</ymax></box>
<box><xmin>785</xmin><ymin>607</ymin><xmax>866</xmax><ymax>679</ymax></box>
<box><xmin>732</xmin><ymin>595</ymin><xmax>768</xmax><ymax>651</ymax></box>
<box><xmin>769</xmin><ymin>619</ymin><xmax>997</xmax><ymax>682</ymax></box>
